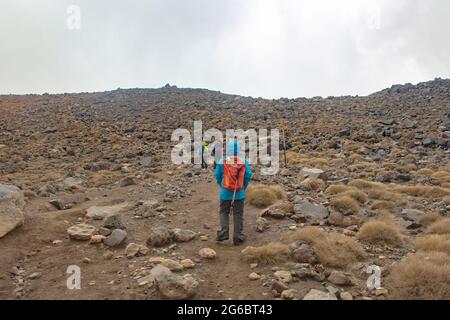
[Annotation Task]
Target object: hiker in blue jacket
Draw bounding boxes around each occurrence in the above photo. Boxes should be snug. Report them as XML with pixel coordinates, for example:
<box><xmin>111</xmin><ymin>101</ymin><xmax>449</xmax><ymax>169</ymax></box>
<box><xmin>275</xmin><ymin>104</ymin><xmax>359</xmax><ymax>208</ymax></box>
<box><xmin>214</xmin><ymin>141</ymin><xmax>252</xmax><ymax>245</ymax></box>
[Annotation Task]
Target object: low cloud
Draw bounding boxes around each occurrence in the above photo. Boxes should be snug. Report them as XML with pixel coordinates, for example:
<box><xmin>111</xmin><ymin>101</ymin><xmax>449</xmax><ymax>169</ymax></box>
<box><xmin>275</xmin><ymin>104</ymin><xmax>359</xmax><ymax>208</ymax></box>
<box><xmin>1</xmin><ymin>0</ymin><xmax>449</xmax><ymax>97</ymax></box>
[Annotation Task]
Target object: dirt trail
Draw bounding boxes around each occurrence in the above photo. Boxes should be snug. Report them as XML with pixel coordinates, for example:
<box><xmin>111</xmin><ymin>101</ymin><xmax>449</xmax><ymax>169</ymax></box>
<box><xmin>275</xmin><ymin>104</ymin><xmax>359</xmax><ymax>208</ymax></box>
<box><xmin>0</xmin><ymin>174</ymin><xmax>301</xmax><ymax>300</ymax></box>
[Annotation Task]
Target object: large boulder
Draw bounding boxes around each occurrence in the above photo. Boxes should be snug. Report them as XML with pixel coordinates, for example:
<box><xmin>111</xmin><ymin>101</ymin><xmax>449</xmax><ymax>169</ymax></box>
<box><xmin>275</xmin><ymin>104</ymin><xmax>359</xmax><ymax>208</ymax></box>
<box><xmin>299</xmin><ymin>168</ymin><xmax>327</xmax><ymax>181</ymax></box>
<box><xmin>146</xmin><ymin>226</ymin><xmax>174</xmax><ymax>247</ymax></box>
<box><xmin>150</xmin><ymin>265</ymin><xmax>198</xmax><ymax>299</ymax></box>
<box><xmin>85</xmin><ymin>202</ymin><xmax>129</xmax><ymax>219</ymax></box>
<box><xmin>104</xmin><ymin>229</ymin><xmax>127</xmax><ymax>247</ymax></box>
<box><xmin>67</xmin><ymin>224</ymin><xmax>96</xmax><ymax>240</ymax></box>
<box><xmin>172</xmin><ymin>228</ymin><xmax>197</xmax><ymax>243</ymax></box>
<box><xmin>0</xmin><ymin>185</ymin><xmax>25</xmax><ymax>238</ymax></box>
<box><xmin>303</xmin><ymin>289</ymin><xmax>337</xmax><ymax>300</ymax></box>
<box><xmin>294</xmin><ymin>202</ymin><xmax>329</xmax><ymax>220</ymax></box>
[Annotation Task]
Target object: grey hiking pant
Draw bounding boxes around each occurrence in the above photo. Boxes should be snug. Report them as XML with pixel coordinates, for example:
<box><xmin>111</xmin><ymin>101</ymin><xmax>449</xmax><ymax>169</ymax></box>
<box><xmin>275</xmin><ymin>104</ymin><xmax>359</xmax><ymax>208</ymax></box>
<box><xmin>217</xmin><ymin>200</ymin><xmax>246</xmax><ymax>242</ymax></box>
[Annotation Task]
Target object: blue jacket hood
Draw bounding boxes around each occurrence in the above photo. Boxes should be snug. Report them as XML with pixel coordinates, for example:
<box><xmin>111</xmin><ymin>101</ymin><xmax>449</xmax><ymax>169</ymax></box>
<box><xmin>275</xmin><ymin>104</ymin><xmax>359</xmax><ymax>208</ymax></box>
<box><xmin>226</xmin><ymin>141</ymin><xmax>240</xmax><ymax>157</ymax></box>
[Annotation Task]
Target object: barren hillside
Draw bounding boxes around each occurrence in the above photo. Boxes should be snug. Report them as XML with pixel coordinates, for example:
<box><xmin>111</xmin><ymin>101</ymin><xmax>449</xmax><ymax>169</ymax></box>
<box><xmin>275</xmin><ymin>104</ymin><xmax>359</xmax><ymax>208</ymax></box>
<box><xmin>1</xmin><ymin>79</ymin><xmax>449</xmax><ymax>300</ymax></box>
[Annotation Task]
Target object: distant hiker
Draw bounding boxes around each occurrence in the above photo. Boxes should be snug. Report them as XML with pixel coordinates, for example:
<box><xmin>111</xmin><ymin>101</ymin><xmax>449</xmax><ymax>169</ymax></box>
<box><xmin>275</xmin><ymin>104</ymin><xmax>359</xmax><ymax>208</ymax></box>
<box><xmin>214</xmin><ymin>141</ymin><xmax>253</xmax><ymax>245</ymax></box>
<box><xmin>200</xmin><ymin>141</ymin><xmax>209</xmax><ymax>169</ymax></box>
<box><xmin>210</xmin><ymin>139</ymin><xmax>223</xmax><ymax>169</ymax></box>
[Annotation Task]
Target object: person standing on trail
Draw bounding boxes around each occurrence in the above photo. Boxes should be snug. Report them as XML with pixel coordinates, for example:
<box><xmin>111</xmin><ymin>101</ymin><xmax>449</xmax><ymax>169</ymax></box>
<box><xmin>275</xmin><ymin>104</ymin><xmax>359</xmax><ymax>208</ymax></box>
<box><xmin>210</xmin><ymin>139</ymin><xmax>223</xmax><ymax>169</ymax></box>
<box><xmin>214</xmin><ymin>141</ymin><xmax>252</xmax><ymax>246</ymax></box>
<box><xmin>200</xmin><ymin>140</ymin><xmax>209</xmax><ymax>169</ymax></box>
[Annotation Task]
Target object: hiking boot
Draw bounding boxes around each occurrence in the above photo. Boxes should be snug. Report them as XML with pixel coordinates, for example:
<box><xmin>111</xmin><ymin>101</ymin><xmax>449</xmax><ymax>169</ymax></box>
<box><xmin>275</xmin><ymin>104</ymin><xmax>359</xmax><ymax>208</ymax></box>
<box><xmin>233</xmin><ymin>235</ymin><xmax>247</xmax><ymax>246</ymax></box>
<box><xmin>216</xmin><ymin>235</ymin><xmax>229</xmax><ymax>242</ymax></box>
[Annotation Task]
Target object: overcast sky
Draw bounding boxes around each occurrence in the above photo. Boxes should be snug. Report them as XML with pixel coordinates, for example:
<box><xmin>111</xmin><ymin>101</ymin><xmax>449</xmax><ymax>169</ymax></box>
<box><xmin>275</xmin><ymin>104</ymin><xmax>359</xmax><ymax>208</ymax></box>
<box><xmin>1</xmin><ymin>0</ymin><xmax>449</xmax><ymax>98</ymax></box>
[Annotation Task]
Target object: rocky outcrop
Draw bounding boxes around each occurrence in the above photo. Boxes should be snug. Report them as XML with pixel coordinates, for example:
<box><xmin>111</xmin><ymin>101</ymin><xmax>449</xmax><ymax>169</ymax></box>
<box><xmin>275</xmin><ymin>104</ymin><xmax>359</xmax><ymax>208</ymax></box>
<box><xmin>0</xmin><ymin>184</ymin><xmax>25</xmax><ymax>238</ymax></box>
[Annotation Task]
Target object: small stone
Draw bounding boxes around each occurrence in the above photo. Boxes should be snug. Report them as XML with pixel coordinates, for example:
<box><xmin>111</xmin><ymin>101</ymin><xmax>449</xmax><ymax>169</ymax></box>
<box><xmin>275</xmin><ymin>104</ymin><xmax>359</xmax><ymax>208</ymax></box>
<box><xmin>198</xmin><ymin>248</ymin><xmax>216</xmax><ymax>259</ymax></box>
<box><xmin>303</xmin><ymin>289</ymin><xmax>337</xmax><ymax>300</ymax></box>
<box><xmin>103</xmin><ymin>251</ymin><xmax>114</xmax><ymax>260</ymax></box>
<box><xmin>180</xmin><ymin>259</ymin><xmax>195</xmax><ymax>269</ymax></box>
<box><xmin>28</xmin><ymin>272</ymin><xmax>41</xmax><ymax>280</ymax></box>
<box><xmin>274</xmin><ymin>270</ymin><xmax>292</xmax><ymax>283</ymax></box>
<box><xmin>281</xmin><ymin>289</ymin><xmax>299</xmax><ymax>300</ymax></box>
<box><xmin>249</xmin><ymin>272</ymin><xmax>261</xmax><ymax>281</ymax></box>
<box><xmin>103</xmin><ymin>213</ymin><xmax>125</xmax><ymax>230</ymax></box>
<box><xmin>89</xmin><ymin>235</ymin><xmax>106</xmax><ymax>244</ymax></box>
<box><xmin>172</xmin><ymin>228</ymin><xmax>197</xmax><ymax>242</ymax></box>
<box><xmin>200</xmin><ymin>235</ymin><xmax>208</xmax><ymax>241</ymax></box>
<box><xmin>125</xmin><ymin>243</ymin><xmax>149</xmax><ymax>258</ymax></box>
<box><xmin>340</xmin><ymin>292</ymin><xmax>353</xmax><ymax>300</ymax></box>
<box><xmin>160</xmin><ymin>259</ymin><xmax>184</xmax><ymax>272</ymax></box>
<box><xmin>328</xmin><ymin>271</ymin><xmax>352</xmax><ymax>286</ymax></box>
<box><xmin>98</xmin><ymin>227</ymin><xmax>112</xmax><ymax>236</ymax></box>
<box><xmin>271</xmin><ymin>280</ymin><xmax>289</xmax><ymax>293</ymax></box>
<box><xmin>52</xmin><ymin>240</ymin><xmax>62</xmax><ymax>245</ymax></box>
<box><xmin>104</xmin><ymin>229</ymin><xmax>127</xmax><ymax>247</ymax></box>
<box><xmin>146</xmin><ymin>226</ymin><xmax>173</xmax><ymax>247</ymax></box>
<box><xmin>67</xmin><ymin>224</ymin><xmax>96</xmax><ymax>241</ymax></box>
<box><xmin>120</xmin><ymin>176</ymin><xmax>138</xmax><ymax>187</ymax></box>
<box><xmin>83</xmin><ymin>257</ymin><xmax>91</xmax><ymax>264</ymax></box>
<box><xmin>376</xmin><ymin>288</ymin><xmax>388</xmax><ymax>296</ymax></box>
<box><xmin>343</xmin><ymin>229</ymin><xmax>356</xmax><ymax>237</ymax></box>
<box><xmin>256</xmin><ymin>217</ymin><xmax>269</xmax><ymax>232</ymax></box>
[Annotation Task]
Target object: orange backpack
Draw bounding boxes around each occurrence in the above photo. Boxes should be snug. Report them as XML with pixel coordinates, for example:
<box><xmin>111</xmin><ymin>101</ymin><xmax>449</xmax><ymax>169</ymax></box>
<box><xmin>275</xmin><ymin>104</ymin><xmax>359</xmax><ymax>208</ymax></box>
<box><xmin>222</xmin><ymin>156</ymin><xmax>246</xmax><ymax>192</ymax></box>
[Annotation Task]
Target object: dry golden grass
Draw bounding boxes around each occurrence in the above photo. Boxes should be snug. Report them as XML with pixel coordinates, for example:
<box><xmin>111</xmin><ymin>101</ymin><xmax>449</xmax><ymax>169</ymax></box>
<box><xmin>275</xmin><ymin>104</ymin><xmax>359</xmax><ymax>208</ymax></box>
<box><xmin>299</xmin><ymin>178</ymin><xmax>326</xmax><ymax>192</ymax></box>
<box><xmin>388</xmin><ymin>251</ymin><xmax>450</xmax><ymax>300</ymax></box>
<box><xmin>327</xmin><ymin>185</ymin><xmax>353</xmax><ymax>194</ymax></box>
<box><xmin>444</xmin><ymin>196</ymin><xmax>450</xmax><ymax>205</ymax></box>
<box><xmin>349</xmin><ymin>153</ymin><xmax>364</xmax><ymax>161</ymax></box>
<box><xmin>366</xmin><ymin>189</ymin><xmax>405</xmax><ymax>203</ymax></box>
<box><xmin>348</xmin><ymin>179</ymin><xmax>386</xmax><ymax>190</ymax></box>
<box><xmin>247</xmin><ymin>185</ymin><xmax>285</xmax><ymax>208</ymax></box>
<box><xmin>427</xmin><ymin>218</ymin><xmax>450</xmax><ymax>235</ymax></box>
<box><xmin>356</xmin><ymin>220</ymin><xmax>404</xmax><ymax>247</ymax></box>
<box><xmin>241</xmin><ymin>242</ymin><xmax>289</xmax><ymax>265</ymax></box>
<box><xmin>391</xmin><ymin>185</ymin><xmax>450</xmax><ymax>199</ymax></box>
<box><xmin>416</xmin><ymin>234</ymin><xmax>450</xmax><ymax>254</ymax></box>
<box><xmin>340</xmin><ymin>190</ymin><xmax>368</xmax><ymax>204</ymax></box>
<box><xmin>281</xmin><ymin>227</ymin><xmax>365</xmax><ymax>269</ymax></box>
<box><xmin>91</xmin><ymin>171</ymin><xmax>122</xmax><ymax>187</ymax></box>
<box><xmin>416</xmin><ymin>168</ymin><xmax>434</xmax><ymax>176</ymax></box>
<box><xmin>370</xmin><ymin>200</ymin><xmax>395</xmax><ymax>211</ymax></box>
<box><xmin>376</xmin><ymin>210</ymin><xmax>398</xmax><ymax>225</ymax></box>
<box><xmin>418</xmin><ymin>212</ymin><xmax>442</xmax><ymax>227</ymax></box>
<box><xmin>431</xmin><ymin>171</ymin><xmax>450</xmax><ymax>185</ymax></box>
<box><xmin>307</xmin><ymin>158</ymin><xmax>329</xmax><ymax>168</ymax></box>
<box><xmin>397</xmin><ymin>163</ymin><xmax>418</xmax><ymax>173</ymax></box>
<box><xmin>331</xmin><ymin>196</ymin><xmax>361</xmax><ymax>214</ymax></box>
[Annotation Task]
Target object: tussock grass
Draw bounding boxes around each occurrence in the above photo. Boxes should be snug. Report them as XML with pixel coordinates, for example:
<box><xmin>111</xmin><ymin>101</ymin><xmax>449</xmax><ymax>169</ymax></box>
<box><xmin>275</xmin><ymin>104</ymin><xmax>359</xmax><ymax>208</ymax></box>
<box><xmin>388</xmin><ymin>251</ymin><xmax>450</xmax><ymax>300</ymax></box>
<box><xmin>366</xmin><ymin>189</ymin><xmax>405</xmax><ymax>202</ymax></box>
<box><xmin>281</xmin><ymin>227</ymin><xmax>365</xmax><ymax>269</ymax></box>
<box><xmin>340</xmin><ymin>190</ymin><xmax>368</xmax><ymax>204</ymax></box>
<box><xmin>416</xmin><ymin>168</ymin><xmax>434</xmax><ymax>176</ymax></box>
<box><xmin>247</xmin><ymin>185</ymin><xmax>285</xmax><ymax>208</ymax></box>
<box><xmin>241</xmin><ymin>242</ymin><xmax>289</xmax><ymax>265</ymax></box>
<box><xmin>391</xmin><ymin>185</ymin><xmax>450</xmax><ymax>199</ymax></box>
<box><xmin>427</xmin><ymin>218</ymin><xmax>450</xmax><ymax>235</ymax></box>
<box><xmin>444</xmin><ymin>196</ymin><xmax>450</xmax><ymax>206</ymax></box>
<box><xmin>327</xmin><ymin>185</ymin><xmax>354</xmax><ymax>194</ymax></box>
<box><xmin>348</xmin><ymin>179</ymin><xmax>386</xmax><ymax>191</ymax></box>
<box><xmin>299</xmin><ymin>178</ymin><xmax>326</xmax><ymax>192</ymax></box>
<box><xmin>418</xmin><ymin>212</ymin><xmax>442</xmax><ymax>227</ymax></box>
<box><xmin>431</xmin><ymin>171</ymin><xmax>450</xmax><ymax>185</ymax></box>
<box><xmin>370</xmin><ymin>200</ymin><xmax>395</xmax><ymax>211</ymax></box>
<box><xmin>357</xmin><ymin>221</ymin><xmax>404</xmax><ymax>247</ymax></box>
<box><xmin>331</xmin><ymin>196</ymin><xmax>361</xmax><ymax>214</ymax></box>
<box><xmin>416</xmin><ymin>234</ymin><xmax>450</xmax><ymax>255</ymax></box>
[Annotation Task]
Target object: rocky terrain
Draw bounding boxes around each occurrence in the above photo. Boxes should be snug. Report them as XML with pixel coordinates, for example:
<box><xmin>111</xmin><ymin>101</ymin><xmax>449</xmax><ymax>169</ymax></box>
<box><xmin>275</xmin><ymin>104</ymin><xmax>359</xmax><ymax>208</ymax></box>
<box><xmin>0</xmin><ymin>79</ymin><xmax>449</xmax><ymax>300</ymax></box>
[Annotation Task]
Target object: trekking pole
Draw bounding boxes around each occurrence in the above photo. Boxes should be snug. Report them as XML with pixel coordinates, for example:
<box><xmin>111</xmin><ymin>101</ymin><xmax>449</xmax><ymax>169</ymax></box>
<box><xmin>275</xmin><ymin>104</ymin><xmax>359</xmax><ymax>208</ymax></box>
<box><xmin>229</xmin><ymin>167</ymin><xmax>242</xmax><ymax>216</ymax></box>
